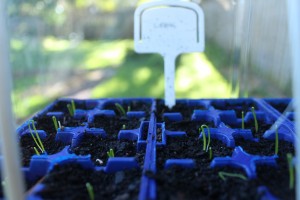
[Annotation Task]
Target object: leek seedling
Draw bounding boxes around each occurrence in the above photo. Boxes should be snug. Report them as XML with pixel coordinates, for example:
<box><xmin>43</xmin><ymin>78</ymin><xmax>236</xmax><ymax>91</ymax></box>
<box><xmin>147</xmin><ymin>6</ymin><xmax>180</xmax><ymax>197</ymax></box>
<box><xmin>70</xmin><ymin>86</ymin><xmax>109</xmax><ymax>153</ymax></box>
<box><xmin>86</xmin><ymin>182</ymin><xmax>94</xmax><ymax>200</ymax></box>
<box><xmin>241</xmin><ymin>111</ymin><xmax>245</xmax><ymax>129</ymax></box>
<box><xmin>115</xmin><ymin>103</ymin><xmax>126</xmax><ymax>116</ymax></box>
<box><xmin>122</xmin><ymin>124</ymin><xmax>126</xmax><ymax>129</ymax></box>
<box><xmin>33</xmin><ymin>147</ymin><xmax>40</xmax><ymax>155</ymax></box>
<box><xmin>67</xmin><ymin>104</ymin><xmax>74</xmax><ymax>116</ymax></box>
<box><xmin>200</xmin><ymin>124</ymin><xmax>211</xmax><ymax>152</ymax></box>
<box><xmin>107</xmin><ymin>148</ymin><xmax>115</xmax><ymax>158</ymax></box>
<box><xmin>71</xmin><ymin>100</ymin><xmax>76</xmax><ymax>113</ymax></box>
<box><xmin>275</xmin><ymin>125</ymin><xmax>279</xmax><ymax>155</ymax></box>
<box><xmin>251</xmin><ymin>107</ymin><xmax>258</xmax><ymax>133</ymax></box>
<box><xmin>127</xmin><ymin>105</ymin><xmax>131</xmax><ymax>112</ymax></box>
<box><xmin>209</xmin><ymin>147</ymin><xmax>212</xmax><ymax>160</ymax></box>
<box><xmin>28</xmin><ymin>120</ymin><xmax>45</xmax><ymax>154</ymax></box>
<box><xmin>52</xmin><ymin>116</ymin><xmax>58</xmax><ymax>131</ymax></box>
<box><xmin>218</xmin><ymin>171</ymin><xmax>247</xmax><ymax>181</ymax></box>
<box><xmin>58</xmin><ymin>121</ymin><xmax>62</xmax><ymax>129</ymax></box>
<box><xmin>287</xmin><ymin>153</ymin><xmax>294</xmax><ymax>189</ymax></box>
<box><xmin>199</xmin><ymin>127</ymin><xmax>206</xmax><ymax>151</ymax></box>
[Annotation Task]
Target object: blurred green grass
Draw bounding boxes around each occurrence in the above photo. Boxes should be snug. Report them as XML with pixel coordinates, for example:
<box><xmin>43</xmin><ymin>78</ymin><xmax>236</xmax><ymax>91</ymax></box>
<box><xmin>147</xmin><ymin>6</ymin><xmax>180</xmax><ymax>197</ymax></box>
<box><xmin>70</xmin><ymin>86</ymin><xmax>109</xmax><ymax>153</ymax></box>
<box><xmin>11</xmin><ymin>37</ymin><xmax>231</xmax><ymax>122</ymax></box>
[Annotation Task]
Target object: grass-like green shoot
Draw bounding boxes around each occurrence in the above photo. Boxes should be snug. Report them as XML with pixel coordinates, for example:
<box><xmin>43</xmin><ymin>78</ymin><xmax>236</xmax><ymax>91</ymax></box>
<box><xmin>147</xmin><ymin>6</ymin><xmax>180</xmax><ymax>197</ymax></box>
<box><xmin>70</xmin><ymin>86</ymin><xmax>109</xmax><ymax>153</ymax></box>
<box><xmin>58</xmin><ymin>121</ymin><xmax>62</xmax><ymax>129</ymax></box>
<box><xmin>52</xmin><ymin>116</ymin><xmax>58</xmax><ymax>131</ymax></box>
<box><xmin>209</xmin><ymin>147</ymin><xmax>212</xmax><ymax>160</ymax></box>
<box><xmin>107</xmin><ymin>148</ymin><xmax>115</xmax><ymax>158</ymax></box>
<box><xmin>86</xmin><ymin>182</ymin><xmax>94</xmax><ymax>200</ymax></box>
<box><xmin>251</xmin><ymin>107</ymin><xmax>258</xmax><ymax>133</ymax></box>
<box><xmin>275</xmin><ymin>125</ymin><xmax>279</xmax><ymax>155</ymax></box>
<box><xmin>33</xmin><ymin>147</ymin><xmax>40</xmax><ymax>155</ymax></box>
<box><xmin>218</xmin><ymin>171</ymin><xmax>247</xmax><ymax>181</ymax></box>
<box><xmin>122</xmin><ymin>124</ymin><xmax>126</xmax><ymax>129</ymax></box>
<box><xmin>71</xmin><ymin>100</ymin><xmax>76</xmax><ymax>113</ymax></box>
<box><xmin>200</xmin><ymin>124</ymin><xmax>211</xmax><ymax>152</ymax></box>
<box><xmin>28</xmin><ymin>120</ymin><xmax>45</xmax><ymax>154</ymax></box>
<box><xmin>287</xmin><ymin>153</ymin><xmax>294</xmax><ymax>189</ymax></box>
<box><xmin>241</xmin><ymin>111</ymin><xmax>245</xmax><ymax>129</ymax></box>
<box><xmin>115</xmin><ymin>103</ymin><xmax>126</xmax><ymax>116</ymax></box>
<box><xmin>127</xmin><ymin>105</ymin><xmax>131</xmax><ymax>112</ymax></box>
<box><xmin>199</xmin><ymin>127</ymin><xmax>206</xmax><ymax>151</ymax></box>
<box><xmin>67</xmin><ymin>104</ymin><xmax>74</xmax><ymax>116</ymax></box>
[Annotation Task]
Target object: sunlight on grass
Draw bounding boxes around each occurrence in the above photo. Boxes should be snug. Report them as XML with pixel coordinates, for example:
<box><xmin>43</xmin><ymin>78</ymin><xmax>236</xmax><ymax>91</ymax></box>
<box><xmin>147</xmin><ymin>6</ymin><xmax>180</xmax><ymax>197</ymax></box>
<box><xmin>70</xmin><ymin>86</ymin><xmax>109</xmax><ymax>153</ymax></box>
<box><xmin>84</xmin><ymin>40</ymin><xmax>131</xmax><ymax>69</ymax></box>
<box><xmin>11</xmin><ymin>38</ymin><xmax>133</xmax><ymax>122</ymax></box>
<box><xmin>11</xmin><ymin>39</ymin><xmax>24</xmax><ymax>50</ymax></box>
<box><xmin>176</xmin><ymin>53</ymin><xmax>231</xmax><ymax>98</ymax></box>
<box><xmin>12</xmin><ymin>94</ymin><xmax>55</xmax><ymax>122</ymax></box>
<box><xmin>92</xmin><ymin>51</ymin><xmax>231</xmax><ymax>98</ymax></box>
<box><xmin>132</xmin><ymin>67</ymin><xmax>152</xmax><ymax>84</ymax></box>
<box><xmin>43</xmin><ymin>37</ymin><xmax>71</xmax><ymax>51</ymax></box>
<box><xmin>11</xmin><ymin>37</ymin><xmax>231</xmax><ymax>122</ymax></box>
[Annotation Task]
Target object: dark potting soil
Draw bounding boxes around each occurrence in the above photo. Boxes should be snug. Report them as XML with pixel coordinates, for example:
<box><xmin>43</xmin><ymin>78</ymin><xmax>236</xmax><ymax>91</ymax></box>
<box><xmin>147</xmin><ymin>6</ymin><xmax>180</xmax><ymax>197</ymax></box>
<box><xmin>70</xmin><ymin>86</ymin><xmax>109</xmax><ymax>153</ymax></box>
<box><xmin>211</xmin><ymin>99</ymin><xmax>256</xmax><ymax>114</ymax></box>
<box><xmin>149</xmin><ymin>166</ymin><xmax>261</xmax><ymax>200</ymax></box>
<box><xmin>103</xmin><ymin>100</ymin><xmax>152</xmax><ymax>118</ymax></box>
<box><xmin>69</xmin><ymin>133</ymin><xmax>144</xmax><ymax>167</ymax></box>
<box><xmin>156</xmin><ymin>136</ymin><xmax>233</xmax><ymax>170</ymax></box>
<box><xmin>141</xmin><ymin>122</ymin><xmax>148</xmax><ymax>141</ymax></box>
<box><xmin>20</xmin><ymin>135</ymin><xmax>66</xmax><ymax>166</ymax></box>
<box><xmin>165</xmin><ymin>120</ymin><xmax>215</xmax><ymax>137</ymax></box>
<box><xmin>235</xmin><ymin>138</ymin><xmax>294</xmax><ymax>156</ymax></box>
<box><xmin>58</xmin><ymin>116</ymin><xmax>87</xmax><ymax>127</ymax></box>
<box><xmin>156</xmin><ymin>100</ymin><xmax>207</xmax><ymax>121</ymax></box>
<box><xmin>37</xmin><ymin>163</ymin><xmax>141</xmax><ymax>200</ymax></box>
<box><xmin>256</xmin><ymin>155</ymin><xmax>295</xmax><ymax>200</ymax></box>
<box><xmin>50</xmin><ymin>100</ymin><xmax>95</xmax><ymax>112</ymax></box>
<box><xmin>153</xmin><ymin>118</ymin><xmax>295</xmax><ymax>200</ymax></box>
<box><xmin>89</xmin><ymin>116</ymin><xmax>143</xmax><ymax>139</ymax></box>
<box><xmin>20</xmin><ymin>116</ymin><xmax>66</xmax><ymax>166</ymax></box>
<box><xmin>234</xmin><ymin>135</ymin><xmax>295</xmax><ymax>199</ymax></box>
<box><xmin>267</xmin><ymin>101</ymin><xmax>291</xmax><ymax>113</ymax></box>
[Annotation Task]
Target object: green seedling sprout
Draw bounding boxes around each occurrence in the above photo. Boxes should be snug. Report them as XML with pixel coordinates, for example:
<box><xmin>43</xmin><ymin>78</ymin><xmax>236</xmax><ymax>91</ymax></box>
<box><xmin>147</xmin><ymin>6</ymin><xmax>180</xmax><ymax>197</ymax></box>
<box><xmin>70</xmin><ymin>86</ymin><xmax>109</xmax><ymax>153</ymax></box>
<box><xmin>209</xmin><ymin>147</ymin><xmax>212</xmax><ymax>160</ymax></box>
<box><xmin>52</xmin><ymin>116</ymin><xmax>58</xmax><ymax>131</ymax></box>
<box><xmin>127</xmin><ymin>105</ymin><xmax>131</xmax><ymax>112</ymax></box>
<box><xmin>115</xmin><ymin>103</ymin><xmax>126</xmax><ymax>116</ymax></box>
<box><xmin>58</xmin><ymin>121</ymin><xmax>62</xmax><ymax>129</ymax></box>
<box><xmin>287</xmin><ymin>153</ymin><xmax>294</xmax><ymax>189</ymax></box>
<box><xmin>71</xmin><ymin>100</ymin><xmax>76</xmax><ymax>113</ymax></box>
<box><xmin>251</xmin><ymin>107</ymin><xmax>258</xmax><ymax>133</ymax></box>
<box><xmin>28</xmin><ymin>120</ymin><xmax>45</xmax><ymax>154</ymax></box>
<box><xmin>241</xmin><ymin>111</ymin><xmax>245</xmax><ymax>129</ymax></box>
<box><xmin>67</xmin><ymin>104</ymin><xmax>74</xmax><ymax>116</ymax></box>
<box><xmin>33</xmin><ymin>147</ymin><xmax>40</xmax><ymax>155</ymax></box>
<box><xmin>200</xmin><ymin>125</ymin><xmax>211</xmax><ymax>152</ymax></box>
<box><xmin>218</xmin><ymin>171</ymin><xmax>247</xmax><ymax>181</ymax></box>
<box><xmin>199</xmin><ymin>127</ymin><xmax>206</xmax><ymax>151</ymax></box>
<box><xmin>107</xmin><ymin>148</ymin><xmax>115</xmax><ymax>158</ymax></box>
<box><xmin>275</xmin><ymin>125</ymin><xmax>279</xmax><ymax>155</ymax></box>
<box><xmin>86</xmin><ymin>182</ymin><xmax>94</xmax><ymax>200</ymax></box>
<box><xmin>122</xmin><ymin>124</ymin><xmax>126</xmax><ymax>129</ymax></box>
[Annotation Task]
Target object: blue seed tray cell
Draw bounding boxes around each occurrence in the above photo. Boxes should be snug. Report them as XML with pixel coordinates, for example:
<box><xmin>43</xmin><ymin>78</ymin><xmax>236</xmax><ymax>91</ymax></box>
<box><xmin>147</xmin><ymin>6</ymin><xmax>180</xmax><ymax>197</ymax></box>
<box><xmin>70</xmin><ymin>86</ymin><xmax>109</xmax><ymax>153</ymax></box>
<box><xmin>12</xmin><ymin>98</ymin><xmax>295</xmax><ymax>199</ymax></box>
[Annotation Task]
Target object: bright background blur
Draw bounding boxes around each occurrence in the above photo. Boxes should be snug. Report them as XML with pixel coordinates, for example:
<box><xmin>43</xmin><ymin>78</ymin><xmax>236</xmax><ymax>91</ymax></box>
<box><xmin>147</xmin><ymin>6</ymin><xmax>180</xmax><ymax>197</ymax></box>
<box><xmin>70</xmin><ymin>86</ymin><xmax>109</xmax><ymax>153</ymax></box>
<box><xmin>7</xmin><ymin>0</ymin><xmax>291</xmax><ymax>123</ymax></box>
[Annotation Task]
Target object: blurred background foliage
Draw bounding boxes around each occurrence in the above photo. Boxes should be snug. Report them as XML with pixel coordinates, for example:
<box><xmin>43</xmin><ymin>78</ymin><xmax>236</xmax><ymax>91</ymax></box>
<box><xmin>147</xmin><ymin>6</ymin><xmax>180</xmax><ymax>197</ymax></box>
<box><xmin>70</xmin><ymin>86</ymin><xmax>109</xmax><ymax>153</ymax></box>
<box><xmin>7</xmin><ymin>0</ymin><xmax>290</xmax><ymax>123</ymax></box>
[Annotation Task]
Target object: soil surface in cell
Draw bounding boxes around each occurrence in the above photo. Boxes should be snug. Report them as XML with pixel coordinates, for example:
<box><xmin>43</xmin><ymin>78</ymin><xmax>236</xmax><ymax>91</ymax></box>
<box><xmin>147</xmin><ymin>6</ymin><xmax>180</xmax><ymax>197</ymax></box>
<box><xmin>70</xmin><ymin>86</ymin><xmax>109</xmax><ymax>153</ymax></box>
<box><xmin>20</xmin><ymin>116</ymin><xmax>66</xmax><ymax>166</ymax></box>
<box><xmin>89</xmin><ymin>115</ymin><xmax>143</xmax><ymax>139</ymax></box>
<box><xmin>211</xmin><ymin>100</ymin><xmax>257</xmax><ymax>118</ymax></box>
<box><xmin>37</xmin><ymin>163</ymin><xmax>141</xmax><ymax>200</ymax></box>
<box><xmin>103</xmin><ymin>100</ymin><xmax>152</xmax><ymax>119</ymax></box>
<box><xmin>151</xmin><ymin>121</ymin><xmax>295</xmax><ymax>200</ymax></box>
<box><xmin>69</xmin><ymin>133</ymin><xmax>144</xmax><ymax>167</ymax></box>
<box><xmin>164</xmin><ymin>120</ymin><xmax>215</xmax><ymax>137</ymax></box>
<box><xmin>156</xmin><ymin>100</ymin><xmax>207</xmax><ymax>121</ymax></box>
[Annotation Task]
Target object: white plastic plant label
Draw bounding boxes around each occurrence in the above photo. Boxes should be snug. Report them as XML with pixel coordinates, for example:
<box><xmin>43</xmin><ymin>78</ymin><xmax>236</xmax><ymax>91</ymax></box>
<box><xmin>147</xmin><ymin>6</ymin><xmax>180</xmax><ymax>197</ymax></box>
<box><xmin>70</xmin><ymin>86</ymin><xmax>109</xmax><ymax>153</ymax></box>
<box><xmin>134</xmin><ymin>0</ymin><xmax>204</xmax><ymax>108</ymax></box>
